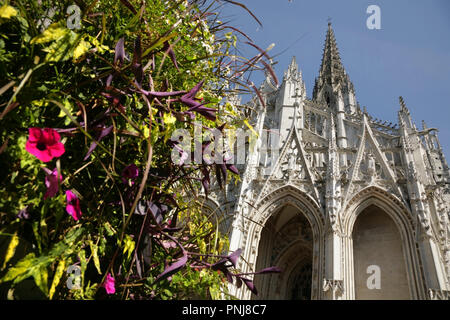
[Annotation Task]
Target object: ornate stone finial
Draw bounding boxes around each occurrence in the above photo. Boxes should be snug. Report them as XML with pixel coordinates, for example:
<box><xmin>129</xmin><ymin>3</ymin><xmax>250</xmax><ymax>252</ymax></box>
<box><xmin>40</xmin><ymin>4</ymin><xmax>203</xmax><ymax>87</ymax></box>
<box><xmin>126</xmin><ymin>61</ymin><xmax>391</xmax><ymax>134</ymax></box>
<box><xmin>399</xmin><ymin>96</ymin><xmax>410</xmax><ymax>114</ymax></box>
<box><xmin>284</xmin><ymin>56</ymin><xmax>299</xmax><ymax>81</ymax></box>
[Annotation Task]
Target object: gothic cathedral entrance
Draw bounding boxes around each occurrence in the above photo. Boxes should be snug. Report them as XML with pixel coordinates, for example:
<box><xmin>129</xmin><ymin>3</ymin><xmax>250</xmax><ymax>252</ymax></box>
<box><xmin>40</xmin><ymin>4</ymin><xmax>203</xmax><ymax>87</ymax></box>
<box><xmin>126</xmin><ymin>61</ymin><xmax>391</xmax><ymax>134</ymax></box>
<box><xmin>253</xmin><ymin>204</ymin><xmax>314</xmax><ymax>299</ymax></box>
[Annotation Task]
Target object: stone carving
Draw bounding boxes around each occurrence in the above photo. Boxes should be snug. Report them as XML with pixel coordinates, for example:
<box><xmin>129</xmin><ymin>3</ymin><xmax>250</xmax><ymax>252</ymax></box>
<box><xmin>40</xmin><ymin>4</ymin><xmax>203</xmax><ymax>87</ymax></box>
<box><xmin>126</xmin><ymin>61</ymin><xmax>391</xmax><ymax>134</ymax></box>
<box><xmin>222</xmin><ymin>23</ymin><xmax>450</xmax><ymax>300</ymax></box>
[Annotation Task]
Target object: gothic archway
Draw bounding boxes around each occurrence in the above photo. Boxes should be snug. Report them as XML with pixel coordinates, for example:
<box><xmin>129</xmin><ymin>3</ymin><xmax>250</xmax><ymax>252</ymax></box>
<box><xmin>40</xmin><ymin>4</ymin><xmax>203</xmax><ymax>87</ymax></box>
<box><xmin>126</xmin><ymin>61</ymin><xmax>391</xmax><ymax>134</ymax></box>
<box><xmin>233</xmin><ymin>185</ymin><xmax>324</xmax><ymax>300</ymax></box>
<box><xmin>342</xmin><ymin>186</ymin><xmax>425</xmax><ymax>300</ymax></box>
<box><xmin>352</xmin><ymin>204</ymin><xmax>410</xmax><ymax>299</ymax></box>
<box><xmin>253</xmin><ymin>205</ymin><xmax>314</xmax><ymax>299</ymax></box>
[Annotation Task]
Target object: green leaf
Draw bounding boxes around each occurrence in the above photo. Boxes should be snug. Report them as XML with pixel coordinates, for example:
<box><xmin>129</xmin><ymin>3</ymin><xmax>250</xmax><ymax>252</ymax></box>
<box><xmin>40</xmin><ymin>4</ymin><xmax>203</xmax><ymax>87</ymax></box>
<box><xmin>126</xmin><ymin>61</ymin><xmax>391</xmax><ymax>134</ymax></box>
<box><xmin>73</xmin><ymin>39</ymin><xmax>90</xmax><ymax>61</ymax></box>
<box><xmin>88</xmin><ymin>240</ymin><xmax>101</xmax><ymax>274</ymax></box>
<box><xmin>49</xmin><ymin>259</ymin><xmax>66</xmax><ymax>299</ymax></box>
<box><xmin>0</xmin><ymin>252</ymin><xmax>36</xmax><ymax>284</ymax></box>
<box><xmin>1</xmin><ymin>232</ymin><xmax>19</xmax><ymax>270</ymax></box>
<box><xmin>42</xmin><ymin>31</ymin><xmax>79</xmax><ymax>62</ymax></box>
<box><xmin>30</xmin><ymin>23</ymin><xmax>70</xmax><ymax>44</ymax></box>
<box><xmin>33</xmin><ymin>265</ymin><xmax>49</xmax><ymax>295</ymax></box>
<box><xmin>123</xmin><ymin>234</ymin><xmax>135</xmax><ymax>261</ymax></box>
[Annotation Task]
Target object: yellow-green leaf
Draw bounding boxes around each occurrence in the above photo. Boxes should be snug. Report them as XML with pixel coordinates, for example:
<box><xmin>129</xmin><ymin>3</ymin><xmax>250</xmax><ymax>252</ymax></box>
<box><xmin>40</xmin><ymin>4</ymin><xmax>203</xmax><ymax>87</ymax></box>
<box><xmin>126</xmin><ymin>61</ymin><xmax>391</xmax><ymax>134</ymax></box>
<box><xmin>73</xmin><ymin>39</ymin><xmax>91</xmax><ymax>61</ymax></box>
<box><xmin>2</xmin><ymin>232</ymin><xmax>19</xmax><ymax>270</ymax></box>
<box><xmin>163</xmin><ymin>113</ymin><xmax>176</xmax><ymax>125</ymax></box>
<box><xmin>33</xmin><ymin>266</ymin><xmax>48</xmax><ymax>295</ymax></box>
<box><xmin>30</xmin><ymin>23</ymin><xmax>70</xmax><ymax>44</ymax></box>
<box><xmin>142</xmin><ymin>125</ymin><xmax>150</xmax><ymax>139</ymax></box>
<box><xmin>0</xmin><ymin>252</ymin><xmax>35</xmax><ymax>284</ymax></box>
<box><xmin>123</xmin><ymin>235</ymin><xmax>135</xmax><ymax>261</ymax></box>
<box><xmin>49</xmin><ymin>259</ymin><xmax>66</xmax><ymax>300</ymax></box>
<box><xmin>42</xmin><ymin>30</ymin><xmax>78</xmax><ymax>62</ymax></box>
<box><xmin>88</xmin><ymin>240</ymin><xmax>101</xmax><ymax>274</ymax></box>
<box><xmin>0</xmin><ymin>3</ymin><xmax>17</xmax><ymax>19</ymax></box>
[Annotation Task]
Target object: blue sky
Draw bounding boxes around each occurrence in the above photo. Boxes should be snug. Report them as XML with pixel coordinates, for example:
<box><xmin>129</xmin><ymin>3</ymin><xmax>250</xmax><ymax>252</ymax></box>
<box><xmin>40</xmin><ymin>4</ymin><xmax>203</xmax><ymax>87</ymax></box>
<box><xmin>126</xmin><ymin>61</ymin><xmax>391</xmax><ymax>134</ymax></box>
<box><xmin>218</xmin><ymin>0</ymin><xmax>450</xmax><ymax>159</ymax></box>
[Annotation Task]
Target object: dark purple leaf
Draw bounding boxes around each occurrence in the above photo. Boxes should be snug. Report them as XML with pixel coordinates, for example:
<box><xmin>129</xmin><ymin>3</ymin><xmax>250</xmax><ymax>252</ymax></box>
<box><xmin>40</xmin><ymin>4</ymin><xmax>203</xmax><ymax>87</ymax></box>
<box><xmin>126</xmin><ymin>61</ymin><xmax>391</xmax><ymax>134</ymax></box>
<box><xmin>254</xmin><ymin>266</ymin><xmax>282</xmax><ymax>275</ymax></box>
<box><xmin>114</xmin><ymin>38</ymin><xmax>125</xmax><ymax>66</ymax></box>
<box><xmin>226</xmin><ymin>164</ymin><xmax>239</xmax><ymax>175</ymax></box>
<box><xmin>227</xmin><ymin>248</ymin><xmax>242</xmax><ymax>267</ymax></box>
<box><xmin>119</xmin><ymin>0</ymin><xmax>137</xmax><ymax>14</ymax></box>
<box><xmin>184</xmin><ymin>80</ymin><xmax>204</xmax><ymax>99</ymax></box>
<box><xmin>218</xmin><ymin>26</ymin><xmax>253</xmax><ymax>42</ymax></box>
<box><xmin>202</xmin><ymin>177</ymin><xmax>210</xmax><ymax>195</ymax></box>
<box><xmin>106</xmin><ymin>74</ymin><xmax>114</xmax><ymax>87</ymax></box>
<box><xmin>249</xmin><ymin>81</ymin><xmax>266</xmax><ymax>109</ymax></box>
<box><xmin>217</xmin><ymin>123</ymin><xmax>226</xmax><ymax>132</ymax></box>
<box><xmin>84</xmin><ymin>126</ymin><xmax>113</xmax><ymax>160</ymax></box>
<box><xmin>235</xmin><ymin>276</ymin><xmax>242</xmax><ymax>289</ymax></box>
<box><xmin>220</xmin><ymin>163</ymin><xmax>227</xmax><ymax>181</ymax></box>
<box><xmin>163</xmin><ymin>41</ymin><xmax>179</xmax><ymax>71</ymax></box>
<box><xmin>154</xmin><ymin>251</ymin><xmax>188</xmax><ymax>283</ymax></box>
<box><xmin>241</xmin><ymin>277</ymin><xmax>257</xmax><ymax>295</ymax></box>
<box><xmin>190</xmin><ymin>105</ymin><xmax>217</xmax><ymax>121</ymax></box>
<box><xmin>225</xmin><ymin>269</ymin><xmax>234</xmax><ymax>284</ymax></box>
<box><xmin>260</xmin><ymin>59</ymin><xmax>279</xmax><ymax>86</ymax></box>
<box><xmin>222</xmin><ymin>0</ymin><xmax>262</xmax><ymax>27</ymax></box>
<box><xmin>132</xmin><ymin>36</ymin><xmax>143</xmax><ymax>88</ymax></box>
<box><xmin>245</xmin><ymin>42</ymin><xmax>272</xmax><ymax>61</ymax></box>
<box><xmin>140</xmin><ymin>89</ymin><xmax>186</xmax><ymax>98</ymax></box>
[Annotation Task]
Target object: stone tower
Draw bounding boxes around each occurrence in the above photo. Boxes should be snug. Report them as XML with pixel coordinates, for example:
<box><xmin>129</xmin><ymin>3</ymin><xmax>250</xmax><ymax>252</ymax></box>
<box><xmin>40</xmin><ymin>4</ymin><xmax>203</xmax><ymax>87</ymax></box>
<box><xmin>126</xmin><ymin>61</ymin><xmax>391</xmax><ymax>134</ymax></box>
<box><xmin>204</xmin><ymin>23</ymin><xmax>450</xmax><ymax>300</ymax></box>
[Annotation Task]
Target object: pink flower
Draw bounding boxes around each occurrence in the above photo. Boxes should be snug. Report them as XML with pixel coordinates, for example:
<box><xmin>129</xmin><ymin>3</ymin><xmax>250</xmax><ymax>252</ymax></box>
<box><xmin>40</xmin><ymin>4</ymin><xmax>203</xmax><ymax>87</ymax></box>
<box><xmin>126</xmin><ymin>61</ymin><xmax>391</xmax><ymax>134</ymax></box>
<box><xmin>25</xmin><ymin>128</ymin><xmax>65</xmax><ymax>162</ymax></box>
<box><xmin>103</xmin><ymin>273</ymin><xmax>115</xmax><ymax>294</ymax></box>
<box><xmin>65</xmin><ymin>190</ymin><xmax>82</xmax><ymax>221</ymax></box>
<box><xmin>43</xmin><ymin>168</ymin><xmax>63</xmax><ymax>200</ymax></box>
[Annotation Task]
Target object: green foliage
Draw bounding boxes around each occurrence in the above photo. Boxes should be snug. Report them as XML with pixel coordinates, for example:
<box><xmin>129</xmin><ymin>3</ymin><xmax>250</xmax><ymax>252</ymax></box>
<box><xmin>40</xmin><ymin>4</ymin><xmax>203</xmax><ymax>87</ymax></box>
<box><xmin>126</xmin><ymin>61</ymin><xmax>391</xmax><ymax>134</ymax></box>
<box><xmin>0</xmin><ymin>0</ymin><xmax>261</xmax><ymax>300</ymax></box>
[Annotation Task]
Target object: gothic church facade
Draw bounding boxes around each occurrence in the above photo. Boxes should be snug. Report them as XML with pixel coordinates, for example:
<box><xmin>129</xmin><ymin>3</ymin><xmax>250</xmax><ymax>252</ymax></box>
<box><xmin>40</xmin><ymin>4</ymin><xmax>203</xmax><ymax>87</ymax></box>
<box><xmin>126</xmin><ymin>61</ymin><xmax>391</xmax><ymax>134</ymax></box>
<box><xmin>204</xmin><ymin>23</ymin><xmax>450</xmax><ymax>300</ymax></box>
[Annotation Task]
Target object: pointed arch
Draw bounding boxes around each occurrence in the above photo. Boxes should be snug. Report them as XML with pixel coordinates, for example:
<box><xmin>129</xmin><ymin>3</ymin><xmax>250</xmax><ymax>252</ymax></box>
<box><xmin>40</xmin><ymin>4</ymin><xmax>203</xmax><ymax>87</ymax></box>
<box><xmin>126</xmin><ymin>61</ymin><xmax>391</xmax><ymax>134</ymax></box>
<box><xmin>341</xmin><ymin>186</ymin><xmax>425</xmax><ymax>299</ymax></box>
<box><xmin>235</xmin><ymin>184</ymin><xmax>325</xmax><ymax>300</ymax></box>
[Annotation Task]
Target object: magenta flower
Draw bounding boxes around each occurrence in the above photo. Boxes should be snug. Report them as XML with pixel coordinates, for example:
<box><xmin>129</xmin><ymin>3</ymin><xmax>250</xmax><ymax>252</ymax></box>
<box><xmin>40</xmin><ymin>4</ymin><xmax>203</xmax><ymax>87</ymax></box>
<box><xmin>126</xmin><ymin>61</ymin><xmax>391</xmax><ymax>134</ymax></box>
<box><xmin>65</xmin><ymin>190</ymin><xmax>82</xmax><ymax>221</ymax></box>
<box><xmin>103</xmin><ymin>273</ymin><xmax>116</xmax><ymax>294</ymax></box>
<box><xmin>121</xmin><ymin>164</ymin><xmax>139</xmax><ymax>185</ymax></box>
<box><xmin>25</xmin><ymin>128</ymin><xmax>65</xmax><ymax>162</ymax></box>
<box><xmin>43</xmin><ymin>167</ymin><xmax>63</xmax><ymax>200</ymax></box>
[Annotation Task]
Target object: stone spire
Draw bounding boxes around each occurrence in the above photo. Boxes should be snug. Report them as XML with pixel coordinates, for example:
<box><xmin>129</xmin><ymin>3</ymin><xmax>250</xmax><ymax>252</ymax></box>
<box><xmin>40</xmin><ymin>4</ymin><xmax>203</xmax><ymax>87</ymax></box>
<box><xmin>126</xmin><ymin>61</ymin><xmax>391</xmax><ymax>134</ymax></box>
<box><xmin>398</xmin><ymin>96</ymin><xmax>414</xmax><ymax>129</ymax></box>
<box><xmin>313</xmin><ymin>23</ymin><xmax>356</xmax><ymax>110</ymax></box>
<box><xmin>284</xmin><ymin>56</ymin><xmax>299</xmax><ymax>81</ymax></box>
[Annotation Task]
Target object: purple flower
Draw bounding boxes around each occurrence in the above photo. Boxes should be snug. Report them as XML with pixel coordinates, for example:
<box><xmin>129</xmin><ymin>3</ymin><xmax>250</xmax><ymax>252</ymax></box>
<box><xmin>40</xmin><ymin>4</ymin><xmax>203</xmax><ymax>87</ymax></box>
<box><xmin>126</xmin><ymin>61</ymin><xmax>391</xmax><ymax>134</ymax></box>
<box><xmin>18</xmin><ymin>205</ymin><xmax>32</xmax><ymax>220</ymax></box>
<box><xmin>122</xmin><ymin>164</ymin><xmax>139</xmax><ymax>185</ymax></box>
<box><xmin>66</xmin><ymin>190</ymin><xmax>82</xmax><ymax>221</ymax></box>
<box><xmin>42</xmin><ymin>167</ymin><xmax>63</xmax><ymax>200</ymax></box>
